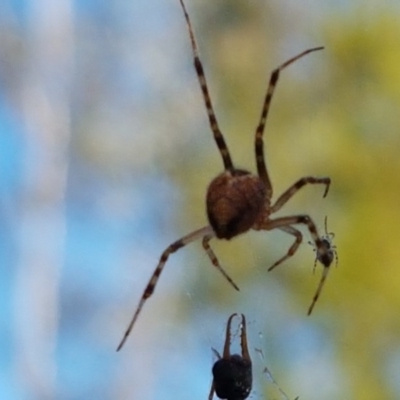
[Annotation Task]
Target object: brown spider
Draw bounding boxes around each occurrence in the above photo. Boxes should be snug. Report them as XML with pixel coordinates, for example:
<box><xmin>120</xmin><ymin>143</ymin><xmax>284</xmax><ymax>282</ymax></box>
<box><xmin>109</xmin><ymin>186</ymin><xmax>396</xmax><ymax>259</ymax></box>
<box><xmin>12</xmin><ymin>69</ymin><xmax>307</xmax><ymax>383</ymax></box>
<box><xmin>209</xmin><ymin>313</ymin><xmax>252</xmax><ymax>400</ymax></box>
<box><xmin>307</xmin><ymin>216</ymin><xmax>338</xmax><ymax>315</ymax></box>
<box><xmin>116</xmin><ymin>0</ymin><xmax>331</xmax><ymax>351</ymax></box>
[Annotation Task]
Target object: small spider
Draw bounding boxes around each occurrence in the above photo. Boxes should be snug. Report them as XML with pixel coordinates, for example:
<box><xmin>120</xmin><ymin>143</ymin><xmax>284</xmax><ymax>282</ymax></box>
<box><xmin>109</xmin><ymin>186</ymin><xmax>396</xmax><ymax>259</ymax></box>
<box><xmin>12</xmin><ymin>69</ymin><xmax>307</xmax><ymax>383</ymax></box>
<box><xmin>209</xmin><ymin>313</ymin><xmax>252</xmax><ymax>400</ymax></box>
<box><xmin>117</xmin><ymin>0</ymin><xmax>331</xmax><ymax>351</ymax></box>
<box><xmin>307</xmin><ymin>216</ymin><xmax>338</xmax><ymax>315</ymax></box>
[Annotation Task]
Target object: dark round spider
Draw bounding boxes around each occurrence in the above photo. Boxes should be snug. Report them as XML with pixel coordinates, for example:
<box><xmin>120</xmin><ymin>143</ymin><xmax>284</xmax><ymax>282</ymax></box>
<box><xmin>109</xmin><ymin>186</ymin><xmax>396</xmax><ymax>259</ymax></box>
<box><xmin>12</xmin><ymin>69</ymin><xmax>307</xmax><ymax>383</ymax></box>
<box><xmin>209</xmin><ymin>313</ymin><xmax>252</xmax><ymax>400</ymax></box>
<box><xmin>117</xmin><ymin>0</ymin><xmax>332</xmax><ymax>351</ymax></box>
<box><xmin>307</xmin><ymin>216</ymin><xmax>338</xmax><ymax>315</ymax></box>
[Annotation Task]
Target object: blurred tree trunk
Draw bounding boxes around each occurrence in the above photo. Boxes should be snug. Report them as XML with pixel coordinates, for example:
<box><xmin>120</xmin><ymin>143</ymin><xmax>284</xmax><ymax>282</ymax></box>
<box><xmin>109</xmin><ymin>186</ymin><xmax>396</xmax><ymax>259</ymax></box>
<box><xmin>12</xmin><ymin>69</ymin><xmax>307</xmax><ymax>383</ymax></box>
<box><xmin>13</xmin><ymin>1</ymin><xmax>73</xmax><ymax>397</ymax></box>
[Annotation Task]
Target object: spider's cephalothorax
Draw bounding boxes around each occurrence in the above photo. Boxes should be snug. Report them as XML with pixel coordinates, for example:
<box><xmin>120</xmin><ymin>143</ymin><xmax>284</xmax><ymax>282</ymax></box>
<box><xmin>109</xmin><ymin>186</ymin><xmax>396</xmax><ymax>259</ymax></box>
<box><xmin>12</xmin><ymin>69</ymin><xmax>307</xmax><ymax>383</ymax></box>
<box><xmin>209</xmin><ymin>314</ymin><xmax>252</xmax><ymax>400</ymax></box>
<box><xmin>207</xmin><ymin>170</ymin><xmax>267</xmax><ymax>240</ymax></box>
<box><xmin>116</xmin><ymin>0</ymin><xmax>333</xmax><ymax>351</ymax></box>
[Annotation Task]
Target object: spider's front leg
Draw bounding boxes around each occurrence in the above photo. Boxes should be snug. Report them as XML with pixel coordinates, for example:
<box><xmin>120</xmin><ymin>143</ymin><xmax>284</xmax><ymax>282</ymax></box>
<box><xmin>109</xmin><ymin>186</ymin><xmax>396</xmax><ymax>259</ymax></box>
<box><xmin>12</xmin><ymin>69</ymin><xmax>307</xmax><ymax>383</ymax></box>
<box><xmin>253</xmin><ymin>48</ymin><xmax>324</xmax><ymax>192</ymax></box>
<box><xmin>270</xmin><ymin>176</ymin><xmax>331</xmax><ymax>214</ymax></box>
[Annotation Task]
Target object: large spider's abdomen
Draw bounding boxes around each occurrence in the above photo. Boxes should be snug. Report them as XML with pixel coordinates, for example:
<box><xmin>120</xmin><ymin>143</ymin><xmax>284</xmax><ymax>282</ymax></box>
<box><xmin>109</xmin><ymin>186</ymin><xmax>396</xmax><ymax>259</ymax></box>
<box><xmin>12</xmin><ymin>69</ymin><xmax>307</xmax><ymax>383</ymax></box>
<box><xmin>206</xmin><ymin>170</ymin><xmax>267</xmax><ymax>240</ymax></box>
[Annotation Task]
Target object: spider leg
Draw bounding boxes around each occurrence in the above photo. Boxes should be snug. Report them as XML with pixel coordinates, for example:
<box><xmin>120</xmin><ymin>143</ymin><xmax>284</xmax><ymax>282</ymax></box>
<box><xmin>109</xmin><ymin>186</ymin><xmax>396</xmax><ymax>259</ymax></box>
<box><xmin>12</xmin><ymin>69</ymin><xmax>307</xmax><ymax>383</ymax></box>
<box><xmin>203</xmin><ymin>236</ymin><xmax>240</xmax><ymax>291</ymax></box>
<box><xmin>223</xmin><ymin>313</ymin><xmax>238</xmax><ymax>358</ymax></box>
<box><xmin>239</xmin><ymin>314</ymin><xmax>251</xmax><ymax>362</ymax></box>
<box><xmin>212</xmin><ymin>348</ymin><xmax>222</xmax><ymax>359</ymax></box>
<box><xmin>208</xmin><ymin>347</ymin><xmax>222</xmax><ymax>400</ymax></box>
<box><xmin>270</xmin><ymin>176</ymin><xmax>331</xmax><ymax>214</ymax></box>
<box><xmin>179</xmin><ymin>0</ymin><xmax>234</xmax><ymax>171</ymax></box>
<box><xmin>254</xmin><ymin>47</ymin><xmax>324</xmax><ymax>194</ymax></box>
<box><xmin>324</xmin><ymin>215</ymin><xmax>329</xmax><ymax>233</ymax></box>
<box><xmin>268</xmin><ymin>226</ymin><xmax>303</xmax><ymax>271</ymax></box>
<box><xmin>333</xmin><ymin>248</ymin><xmax>339</xmax><ymax>268</ymax></box>
<box><xmin>221</xmin><ymin>313</ymin><xmax>250</xmax><ymax>360</ymax></box>
<box><xmin>307</xmin><ymin>264</ymin><xmax>330</xmax><ymax>315</ymax></box>
<box><xmin>208</xmin><ymin>381</ymin><xmax>216</xmax><ymax>400</ymax></box>
<box><xmin>310</xmin><ymin>247</ymin><xmax>318</xmax><ymax>272</ymax></box>
<box><xmin>263</xmin><ymin>214</ymin><xmax>327</xmax><ymax>265</ymax></box>
<box><xmin>117</xmin><ymin>225</ymin><xmax>214</xmax><ymax>351</ymax></box>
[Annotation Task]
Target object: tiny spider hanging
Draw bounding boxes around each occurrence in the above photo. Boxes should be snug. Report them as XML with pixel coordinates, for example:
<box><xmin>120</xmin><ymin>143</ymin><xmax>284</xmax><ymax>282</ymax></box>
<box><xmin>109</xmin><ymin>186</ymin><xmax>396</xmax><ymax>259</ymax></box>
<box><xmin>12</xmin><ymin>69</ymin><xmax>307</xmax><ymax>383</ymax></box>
<box><xmin>209</xmin><ymin>313</ymin><xmax>252</xmax><ymax>400</ymax></box>
<box><xmin>307</xmin><ymin>216</ymin><xmax>338</xmax><ymax>315</ymax></box>
<box><xmin>117</xmin><ymin>0</ymin><xmax>333</xmax><ymax>351</ymax></box>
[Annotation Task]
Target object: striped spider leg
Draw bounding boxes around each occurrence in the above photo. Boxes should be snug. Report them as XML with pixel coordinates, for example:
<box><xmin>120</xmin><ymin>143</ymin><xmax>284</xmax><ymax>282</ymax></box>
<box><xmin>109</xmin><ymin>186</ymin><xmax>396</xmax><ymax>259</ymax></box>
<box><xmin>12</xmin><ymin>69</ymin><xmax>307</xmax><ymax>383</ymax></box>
<box><xmin>117</xmin><ymin>226</ymin><xmax>239</xmax><ymax>351</ymax></box>
<box><xmin>117</xmin><ymin>0</ymin><xmax>331</xmax><ymax>350</ymax></box>
<box><xmin>307</xmin><ymin>216</ymin><xmax>338</xmax><ymax>315</ymax></box>
<box><xmin>209</xmin><ymin>314</ymin><xmax>252</xmax><ymax>400</ymax></box>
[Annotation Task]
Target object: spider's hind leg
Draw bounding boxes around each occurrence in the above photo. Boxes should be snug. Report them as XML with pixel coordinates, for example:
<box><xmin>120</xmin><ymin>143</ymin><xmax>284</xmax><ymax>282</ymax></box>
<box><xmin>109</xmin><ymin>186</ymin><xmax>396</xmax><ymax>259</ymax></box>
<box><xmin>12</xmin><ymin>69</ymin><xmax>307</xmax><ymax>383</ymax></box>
<box><xmin>268</xmin><ymin>226</ymin><xmax>303</xmax><ymax>271</ymax></box>
<box><xmin>307</xmin><ymin>265</ymin><xmax>330</xmax><ymax>315</ymax></box>
<box><xmin>202</xmin><ymin>236</ymin><xmax>240</xmax><ymax>291</ymax></box>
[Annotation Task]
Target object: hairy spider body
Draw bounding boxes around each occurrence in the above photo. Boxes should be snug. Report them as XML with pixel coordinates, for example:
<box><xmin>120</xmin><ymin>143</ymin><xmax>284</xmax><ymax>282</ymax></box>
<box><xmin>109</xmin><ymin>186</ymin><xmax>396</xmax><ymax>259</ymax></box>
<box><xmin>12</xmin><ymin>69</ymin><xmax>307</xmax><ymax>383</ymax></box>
<box><xmin>206</xmin><ymin>170</ymin><xmax>267</xmax><ymax>240</ymax></box>
<box><xmin>116</xmin><ymin>0</ymin><xmax>333</xmax><ymax>351</ymax></box>
<box><xmin>209</xmin><ymin>314</ymin><xmax>252</xmax><ymax>400</ymax></box>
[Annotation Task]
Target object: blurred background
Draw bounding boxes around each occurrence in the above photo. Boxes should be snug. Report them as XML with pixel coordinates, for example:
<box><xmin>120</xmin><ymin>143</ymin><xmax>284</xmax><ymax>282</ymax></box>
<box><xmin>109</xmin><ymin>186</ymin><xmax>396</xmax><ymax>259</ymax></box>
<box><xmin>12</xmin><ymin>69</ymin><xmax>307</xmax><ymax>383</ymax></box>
<box><xmin>1</xmin><ymin>0</ymin><xmax>400</xmax><ymax>399</ymax></box>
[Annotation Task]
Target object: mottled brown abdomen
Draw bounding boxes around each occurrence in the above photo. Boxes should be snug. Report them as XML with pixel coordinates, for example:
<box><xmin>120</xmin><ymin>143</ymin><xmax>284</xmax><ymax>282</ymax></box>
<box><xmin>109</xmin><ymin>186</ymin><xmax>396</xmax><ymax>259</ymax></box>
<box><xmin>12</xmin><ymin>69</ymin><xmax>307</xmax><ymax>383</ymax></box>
<box><xmin>206</xmin><ymin>170</ymin><xmax>267</xmax><ymax>240</ymax></box>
